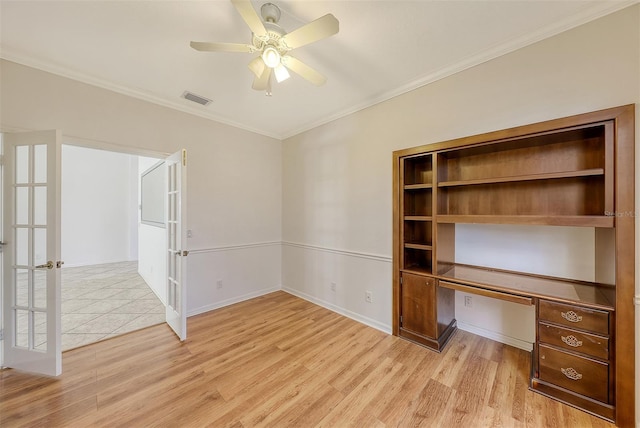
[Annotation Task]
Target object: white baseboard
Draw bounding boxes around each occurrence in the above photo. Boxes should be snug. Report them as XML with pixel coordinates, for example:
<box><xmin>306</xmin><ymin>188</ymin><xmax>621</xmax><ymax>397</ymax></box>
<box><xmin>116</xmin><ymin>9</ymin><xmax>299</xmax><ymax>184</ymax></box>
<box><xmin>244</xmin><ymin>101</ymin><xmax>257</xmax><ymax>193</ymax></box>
<box><xmin>282</xmin><ymin>287</ymin><xmax>392</xmax><ymax>335</ymax></box>
<box><xmin>457</xmin><ymin>321</ymin><xmax>533</xmax><ymax>352</ymax></box>
<box><xmin>187</xmin><ymin>286</ymin><xmax>280</xmax><ymax>317</ymax></box>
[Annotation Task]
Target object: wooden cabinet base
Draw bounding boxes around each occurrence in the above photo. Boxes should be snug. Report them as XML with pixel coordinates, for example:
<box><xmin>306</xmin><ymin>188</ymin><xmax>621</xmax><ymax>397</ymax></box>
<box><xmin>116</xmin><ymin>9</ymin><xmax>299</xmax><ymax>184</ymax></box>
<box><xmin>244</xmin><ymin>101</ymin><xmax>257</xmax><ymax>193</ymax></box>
<box><xmin>399</xmin><ymin>319</ymin><xmax>457</xmax><ymax>352</ymax></box>
<box><xmin>530</xmin><ymin>377</ymin><xmax>614</xmax><ymax>422</ymax></box>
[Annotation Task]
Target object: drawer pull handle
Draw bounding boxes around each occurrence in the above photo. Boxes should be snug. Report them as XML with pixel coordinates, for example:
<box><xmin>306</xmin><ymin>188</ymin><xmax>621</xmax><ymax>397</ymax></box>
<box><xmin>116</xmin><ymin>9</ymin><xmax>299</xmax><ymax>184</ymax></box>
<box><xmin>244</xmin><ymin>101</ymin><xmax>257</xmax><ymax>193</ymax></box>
<box><xmin>561</xmin><ymin>335</ymin><xmax>583</xmax><ymax>347</ymax></box>
<box><xmin>561</xmin><ymin>367</ymin><xmax>583</xmax><ymax>381</ymax></box>
<box><xmin>561</xmin><ymin>311</ymin><xmax>582</xmax><ymax>323</ymax></box>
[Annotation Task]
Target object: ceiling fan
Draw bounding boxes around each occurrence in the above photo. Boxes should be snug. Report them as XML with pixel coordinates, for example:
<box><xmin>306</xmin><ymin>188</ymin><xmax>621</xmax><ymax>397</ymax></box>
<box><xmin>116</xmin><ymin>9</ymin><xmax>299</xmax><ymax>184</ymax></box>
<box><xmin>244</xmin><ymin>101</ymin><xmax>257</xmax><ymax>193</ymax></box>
<box><xmin>191</xmin><ymin>0</ymin><xmax>339</xmax><ymax>95</ymax></box>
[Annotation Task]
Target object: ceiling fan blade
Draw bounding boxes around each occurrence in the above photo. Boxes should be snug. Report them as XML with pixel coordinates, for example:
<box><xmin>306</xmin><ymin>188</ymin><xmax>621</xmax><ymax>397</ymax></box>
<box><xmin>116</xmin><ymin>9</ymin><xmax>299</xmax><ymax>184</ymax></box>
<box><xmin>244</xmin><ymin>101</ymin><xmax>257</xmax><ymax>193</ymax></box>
<box><xmin>231</xmin><ymin>0</ymin><xmax>268</xmax><ymax>38</ymax></box>
<box><xmin>252</xmin><ymin>67</ymin><xmax>272</xmax><ymax>91</ymax></box>
<box><xmin>280</xmin><ymin>14</ymin><xmax>339</xmax><ymax>49</ymax></box>
<box><xmin>190</xmin><ymin>41</ymin><xmax>255</xmax><ymax>53</ymax></box>
<box><xmin>281</xmin><ymin>55</ymin><xmax>327</xmax><ymax>86</ymax></box>
<box><xmin>248</xmin><ymin>56</ymin><xmax>265</xmax><ymax>78</ymax></box>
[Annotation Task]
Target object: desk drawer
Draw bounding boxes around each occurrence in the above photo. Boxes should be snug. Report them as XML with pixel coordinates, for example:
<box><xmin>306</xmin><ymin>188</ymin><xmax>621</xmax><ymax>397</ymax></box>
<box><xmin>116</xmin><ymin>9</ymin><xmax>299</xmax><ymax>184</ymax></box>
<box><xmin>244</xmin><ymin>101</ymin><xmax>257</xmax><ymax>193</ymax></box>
<box><xmin>538</xmin><ymin>322</ymin><xmax>608</xmax><ymax>360</ymax></box>
<box><xmin>538</xmin><ymin>300</ymin><xmax>609</xmax><ymax>335</ymax></box>
<box><xmin>538</xmin><ymin>344</ymin><xmax>609</xmax><ymax>403</ymax></box>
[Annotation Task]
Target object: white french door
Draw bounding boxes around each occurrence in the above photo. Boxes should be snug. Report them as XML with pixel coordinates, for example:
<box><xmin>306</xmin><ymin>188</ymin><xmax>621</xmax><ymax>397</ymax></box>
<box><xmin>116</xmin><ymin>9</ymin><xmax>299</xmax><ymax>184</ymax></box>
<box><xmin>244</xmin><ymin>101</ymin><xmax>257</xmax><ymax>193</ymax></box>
<box><xmin>165</xmin><ymin>149</ymin><xmax>187</xmax><ymax>341</ymax></box>
<box><xmin>2</xmin><ymin>130</ymin><xmax>62</xmax><ymax>376</ymax></box>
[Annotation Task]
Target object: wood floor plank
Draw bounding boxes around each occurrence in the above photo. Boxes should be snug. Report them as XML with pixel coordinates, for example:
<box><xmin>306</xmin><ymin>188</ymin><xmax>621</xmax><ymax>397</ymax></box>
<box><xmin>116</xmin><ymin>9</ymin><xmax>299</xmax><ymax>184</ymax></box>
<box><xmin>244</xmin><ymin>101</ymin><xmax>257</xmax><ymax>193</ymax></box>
<box><xmin>0</xmin><ymin>291</ymin><xmax>616</xmax><ymax>428</ymax></box>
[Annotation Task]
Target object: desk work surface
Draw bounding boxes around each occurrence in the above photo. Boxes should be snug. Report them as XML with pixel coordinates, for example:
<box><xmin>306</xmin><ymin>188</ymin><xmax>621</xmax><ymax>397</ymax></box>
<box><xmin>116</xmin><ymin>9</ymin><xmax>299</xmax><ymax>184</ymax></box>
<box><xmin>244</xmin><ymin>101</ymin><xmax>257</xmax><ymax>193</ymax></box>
<box><xmin>438</xmin><ymin>264</ymin><xmax>614</xmax><ymax>310</ymax></box>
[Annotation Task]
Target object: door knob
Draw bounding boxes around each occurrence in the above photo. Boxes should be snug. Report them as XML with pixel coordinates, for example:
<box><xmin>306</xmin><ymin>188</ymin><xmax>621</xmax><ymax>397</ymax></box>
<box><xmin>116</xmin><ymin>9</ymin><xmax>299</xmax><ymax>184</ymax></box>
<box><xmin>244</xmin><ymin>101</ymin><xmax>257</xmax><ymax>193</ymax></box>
<box><xmin>35</xmin><ymin>261</ymin><xmax>54</xmax><ymax>269</ymax></box>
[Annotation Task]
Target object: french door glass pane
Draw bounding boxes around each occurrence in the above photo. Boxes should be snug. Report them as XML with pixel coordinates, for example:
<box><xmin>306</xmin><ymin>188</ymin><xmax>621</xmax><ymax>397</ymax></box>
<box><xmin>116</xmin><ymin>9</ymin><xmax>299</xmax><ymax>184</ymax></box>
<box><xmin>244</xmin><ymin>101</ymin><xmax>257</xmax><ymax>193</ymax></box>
<box><xmin>34</xmin><ymin>311</ymin><xmax>47</xmax><ymax>351</ymax></box>
<box><xmin>15</xmin><ymin>228</ymin><xmax>29</xmax><ymax>266</ymax></box>
<box><xmin>15</xmin><ymin>269</ymin><xmax>29</xmax><ymax>307</ymax></box>
<box><xmin>15</xmin><ymin>145</ymin><xmax>29</xmax><ymax>184</ymax></box>
<box><xmin>16</xmin><ymin>187</ymin><xmax>29</xmax><ymax>224</ymax></box>
<box><xmin>34</xmin><ymin>270</ymin><xmax>47</xmax><ymax>309</ymax></box>
<box><xmin>33</xmin><ymin>144</ymin><xmax>47</xmax><ymax>183</ymax></box>
<box><xmin>15</xmin><ymin>309</ymin><xmax>29</xmax><ymax>348</ymax></box>
<box><xmin>34</xmin><ymin>187</ymin><xmax>47</xmax><ymax>225</ymax></box>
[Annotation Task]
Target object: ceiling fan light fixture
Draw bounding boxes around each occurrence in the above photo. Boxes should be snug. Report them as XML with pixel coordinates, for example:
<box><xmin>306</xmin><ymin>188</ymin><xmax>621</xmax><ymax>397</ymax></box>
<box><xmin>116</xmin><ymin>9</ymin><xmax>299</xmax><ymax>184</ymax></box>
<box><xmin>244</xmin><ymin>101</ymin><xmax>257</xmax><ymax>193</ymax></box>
<box><xmin>274</xmin><ymin>63</ymin><xmax>290</xmax><ymax>83</ymax></box>
<box><xmin>262</xmin><ymin>46</ymin><xmax>280</xmax><ymax>68</ymax></box>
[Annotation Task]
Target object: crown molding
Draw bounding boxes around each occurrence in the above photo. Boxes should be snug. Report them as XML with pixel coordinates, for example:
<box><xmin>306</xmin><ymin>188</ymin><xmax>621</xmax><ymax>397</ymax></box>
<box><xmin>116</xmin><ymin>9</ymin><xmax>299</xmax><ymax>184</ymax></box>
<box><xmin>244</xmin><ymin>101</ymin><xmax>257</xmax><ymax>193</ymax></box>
<box><xmin>279</xmin><ymin>0</ymin><xmax>638</xmax><ymax>139</ymax></box>
<box><xmin>0</xmin><ymin>49</ymin><xmax>282</xmax><ymax>140</ymax></box>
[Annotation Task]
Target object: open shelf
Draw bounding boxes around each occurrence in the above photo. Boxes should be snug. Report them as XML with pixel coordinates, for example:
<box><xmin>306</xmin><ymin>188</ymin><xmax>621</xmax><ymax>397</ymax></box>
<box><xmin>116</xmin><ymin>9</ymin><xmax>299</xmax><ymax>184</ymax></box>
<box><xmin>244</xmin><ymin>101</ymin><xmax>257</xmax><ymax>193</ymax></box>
<box><xmin>437</xmin><ymin>123</ymin><xmax>608</xmax><ymax>183</ymax></box>
<box><xmin>404</xmin><ymin>219</ymin><xmax>432</xmax><ymax>246</ymax></box>
<box><xmin>437</xmin><ymin>176</ymin><xmax>607</xmax><ymax>218</ymax></box>
<box><xmin>403</xmin><ymin>154</ymin><xmax>432</xmax><ymax>186</ymax></box>
<box><xmin>404</xmin><ymin>188</ymin><xmax>432</xmax><ymax>217</ymax></box>
<box><xmin>403</xmin><ymin>248</ymin><xmax>432</xmax><ymax>274</ymax></box>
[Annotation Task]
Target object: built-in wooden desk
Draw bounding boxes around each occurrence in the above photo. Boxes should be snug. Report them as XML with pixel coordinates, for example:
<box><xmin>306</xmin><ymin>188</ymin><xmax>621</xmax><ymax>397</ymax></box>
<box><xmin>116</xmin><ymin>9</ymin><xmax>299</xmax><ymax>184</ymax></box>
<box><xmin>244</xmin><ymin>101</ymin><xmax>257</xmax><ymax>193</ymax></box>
<box><xmin>392</xmin><ymin>105</ymin><xmax>635</xmax><ymax>424</ymax></box>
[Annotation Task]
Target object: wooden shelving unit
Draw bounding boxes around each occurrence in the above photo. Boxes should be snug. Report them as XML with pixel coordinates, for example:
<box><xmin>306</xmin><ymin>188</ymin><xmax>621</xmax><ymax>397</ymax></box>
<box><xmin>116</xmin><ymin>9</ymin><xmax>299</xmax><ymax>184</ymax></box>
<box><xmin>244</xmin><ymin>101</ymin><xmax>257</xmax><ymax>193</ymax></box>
<box><xmin>392</xmin><ymin>105</ymin><xmax>635</xmax><ymax>426</ymax></box>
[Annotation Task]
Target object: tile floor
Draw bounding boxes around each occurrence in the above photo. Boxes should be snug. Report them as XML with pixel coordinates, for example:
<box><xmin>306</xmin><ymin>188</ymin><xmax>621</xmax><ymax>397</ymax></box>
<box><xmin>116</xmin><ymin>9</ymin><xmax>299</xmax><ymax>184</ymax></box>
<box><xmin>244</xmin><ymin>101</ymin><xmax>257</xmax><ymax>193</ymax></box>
<box><xmin>61</xmin><ymin>261</ymin><xmax>165</xmax><ymax>350</ymax></box>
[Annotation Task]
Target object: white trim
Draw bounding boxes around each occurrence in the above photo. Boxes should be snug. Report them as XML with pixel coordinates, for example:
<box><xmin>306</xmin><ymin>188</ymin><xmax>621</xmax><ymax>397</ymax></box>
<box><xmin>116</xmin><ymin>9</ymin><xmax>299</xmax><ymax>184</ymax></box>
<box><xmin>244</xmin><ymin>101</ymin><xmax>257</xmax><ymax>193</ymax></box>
<box><xmin>457</xmin><ymin>321</ymin><xmax>533</xmax><ymax>352</ymax></box>
<box><xmin>282</xmin><ymin>287</ymin><xmax>391</xmax><ymax>335</ymax></box>
<box><xmin>282</xmin><ymin>241</ymin><xmax>391</xmax><ymax>263</ymax></box>
<box><xmin>187</xmin><ymin>286</ymin><xmax>280</xmax><ymax>317</ymax></box>
<box><xmin>3</xmin><ymin>1</ymin><xmax>635</xmax><ymax>140</ymax></box>
<box><xmin>188</xmin><ymin>241</ymin><xmax>280</xmax><ymax>255</ymax></box>
<box><xmin>634</xmin><ymin>295</ymin><xmax>640</xmax><ymax>305</ymax></box>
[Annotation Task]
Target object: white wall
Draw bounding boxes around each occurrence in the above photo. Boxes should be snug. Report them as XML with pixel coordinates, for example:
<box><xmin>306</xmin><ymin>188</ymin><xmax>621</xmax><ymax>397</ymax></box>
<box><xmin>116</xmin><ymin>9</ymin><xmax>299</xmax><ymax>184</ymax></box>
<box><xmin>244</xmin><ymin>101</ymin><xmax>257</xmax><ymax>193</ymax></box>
<box><xmin>61</xmin><ymin>144</ymin><xmax>138</xmax><ymax>267</ymax></box>
<box><xmin>0</xmin><ymin>58</ymin><xmax>283</xmax><ymax>316</ymax></box>
<box><xmin>282</xmin><ymin>0</ymin><xmax>639</xmax><ymax>389</ymax></box>
<box><xmin>137</xmin><ymin>157</ymin><xmax>166</xmax><ymax>304</ymax></box>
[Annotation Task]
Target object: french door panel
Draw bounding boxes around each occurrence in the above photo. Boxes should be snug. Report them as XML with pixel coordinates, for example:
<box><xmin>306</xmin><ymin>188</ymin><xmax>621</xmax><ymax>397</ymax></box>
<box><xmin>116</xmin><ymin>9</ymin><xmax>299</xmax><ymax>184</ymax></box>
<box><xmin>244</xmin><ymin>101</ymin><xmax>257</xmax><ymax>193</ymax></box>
<box><xmin>165</xmin><ymin>149</ymin><xmax>187</xmax><ymax>341</ymax></box>
<box><xmin>2</xmin><ymin>130</ymin><xmax>62</xmax><ymax>376</ymax></box>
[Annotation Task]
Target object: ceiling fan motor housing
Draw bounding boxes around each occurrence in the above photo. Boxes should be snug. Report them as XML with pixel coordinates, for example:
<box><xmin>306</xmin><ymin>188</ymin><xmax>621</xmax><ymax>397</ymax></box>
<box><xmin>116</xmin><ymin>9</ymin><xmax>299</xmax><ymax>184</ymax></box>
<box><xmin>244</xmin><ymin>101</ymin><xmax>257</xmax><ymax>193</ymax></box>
<box><xmin>260</xmin><ymin>3</ymin><xmax>281</xmax><ymax>23</ymax></box>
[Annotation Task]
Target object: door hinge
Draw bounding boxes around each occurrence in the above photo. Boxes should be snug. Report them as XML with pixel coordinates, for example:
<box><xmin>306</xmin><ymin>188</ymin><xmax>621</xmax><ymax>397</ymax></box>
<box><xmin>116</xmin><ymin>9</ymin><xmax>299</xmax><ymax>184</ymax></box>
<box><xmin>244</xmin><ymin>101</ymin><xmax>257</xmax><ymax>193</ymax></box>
<box><xmin>182</xmin><ymin>149</ymin><xmax>187</xmax><ymax>166</ymax></box>
<box><xmin>0</xmin><ymin>328</ymin><xmax>3</xmax><ymax>340</ymax></box>
<box><xmin>400</xmin><ymin>277</ymin><xmax>403</xmax><ymax>285</ymax></box>
<box><xmin>399</xmin><ymin>315</ymin><xmax>403</xmax><ymax>325</ymax></box>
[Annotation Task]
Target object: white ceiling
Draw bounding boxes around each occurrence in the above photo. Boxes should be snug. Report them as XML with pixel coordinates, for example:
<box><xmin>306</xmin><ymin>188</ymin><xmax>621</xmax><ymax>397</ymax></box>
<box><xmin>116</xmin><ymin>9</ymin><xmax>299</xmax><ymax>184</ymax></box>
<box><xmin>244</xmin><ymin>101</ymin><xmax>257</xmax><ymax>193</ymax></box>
<box><xmin>0</xmin><ymin>1</ymin><xmax>635</xmax><ymax>139</ymax></box>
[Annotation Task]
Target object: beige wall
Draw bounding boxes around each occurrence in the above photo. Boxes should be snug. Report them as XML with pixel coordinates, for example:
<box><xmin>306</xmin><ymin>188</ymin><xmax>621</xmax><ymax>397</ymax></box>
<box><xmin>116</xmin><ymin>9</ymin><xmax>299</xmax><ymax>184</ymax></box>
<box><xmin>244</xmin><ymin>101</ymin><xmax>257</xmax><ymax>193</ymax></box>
<box><xmin>282</xmin><ymin>4</ymin><xmax>639</xmax><ymax>421</ymax></box>
<box><xmin>0</xmin><ymin>59</ymin><xmax>283</xmax><ymax>315</ymax></box>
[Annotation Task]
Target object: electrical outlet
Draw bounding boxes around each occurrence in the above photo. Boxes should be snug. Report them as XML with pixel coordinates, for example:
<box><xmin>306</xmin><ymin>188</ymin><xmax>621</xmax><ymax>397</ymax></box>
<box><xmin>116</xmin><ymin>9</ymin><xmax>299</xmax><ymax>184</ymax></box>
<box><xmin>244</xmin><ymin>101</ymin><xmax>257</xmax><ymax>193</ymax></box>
<box><xmin>187</xmin><ymin>229</ymin><xmax>193</xmax><ymax>238</ymax></box>
<box><xmin>330</xmin><ymin>282</ymin><xmax>336</xmax><ymax>292</ymax></box>
<box><xmin>216</xmin><ymin>279</ymin><xmax>223</xmax><ymax>289</ymax></box>
<box><xmin>464</xmin><ymin>295</ymin><xmax>473</xmax><ymax>308</ymax></box>
<box><xmin>365</xmin><ymin>290</ymin><xmax>373</xmax><ymax>303</ymax></box>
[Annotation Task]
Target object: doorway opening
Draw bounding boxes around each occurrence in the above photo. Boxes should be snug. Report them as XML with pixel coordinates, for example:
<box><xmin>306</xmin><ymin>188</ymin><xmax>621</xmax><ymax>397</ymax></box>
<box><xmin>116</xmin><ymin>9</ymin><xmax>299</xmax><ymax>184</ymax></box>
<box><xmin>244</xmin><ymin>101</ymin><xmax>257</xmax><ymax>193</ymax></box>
<box><xmin>60</xmin><ymin>145</ymin><xmax>167</xmax><ymax>350</ymax></box>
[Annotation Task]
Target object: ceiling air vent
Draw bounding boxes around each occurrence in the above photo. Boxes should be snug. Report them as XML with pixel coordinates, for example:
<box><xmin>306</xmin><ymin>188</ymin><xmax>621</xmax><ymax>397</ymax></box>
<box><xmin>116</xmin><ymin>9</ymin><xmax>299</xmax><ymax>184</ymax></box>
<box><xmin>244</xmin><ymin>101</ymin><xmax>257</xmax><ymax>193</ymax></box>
<box><xmin>181</xmin><ymin>91</ymin><xmax>212</xmax><ymax>106</ymax></box>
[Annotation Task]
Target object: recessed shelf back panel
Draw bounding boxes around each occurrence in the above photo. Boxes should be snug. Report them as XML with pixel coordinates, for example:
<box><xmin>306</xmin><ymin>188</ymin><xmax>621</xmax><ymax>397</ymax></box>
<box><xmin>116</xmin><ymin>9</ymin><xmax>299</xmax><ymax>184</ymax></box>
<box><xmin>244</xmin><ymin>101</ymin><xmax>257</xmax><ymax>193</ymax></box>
<box><xmin>404</xmin><ymin>189</ymin><xmax>432</xmax><ymax>216</ymax></box>
<box><xmin>438</xmin><ymin>176</ymin><xmax>605</xmax><ymax>217</ymax></box>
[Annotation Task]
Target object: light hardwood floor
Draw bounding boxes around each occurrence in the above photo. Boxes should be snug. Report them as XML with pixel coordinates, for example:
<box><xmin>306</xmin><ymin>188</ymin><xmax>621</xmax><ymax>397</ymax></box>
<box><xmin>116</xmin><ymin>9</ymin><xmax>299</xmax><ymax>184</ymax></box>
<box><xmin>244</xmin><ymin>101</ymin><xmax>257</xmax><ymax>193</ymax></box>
<box><xmin>0</xmin><ymin>291</ymin><xmax>615</xmax><ymax>427</ymax></box>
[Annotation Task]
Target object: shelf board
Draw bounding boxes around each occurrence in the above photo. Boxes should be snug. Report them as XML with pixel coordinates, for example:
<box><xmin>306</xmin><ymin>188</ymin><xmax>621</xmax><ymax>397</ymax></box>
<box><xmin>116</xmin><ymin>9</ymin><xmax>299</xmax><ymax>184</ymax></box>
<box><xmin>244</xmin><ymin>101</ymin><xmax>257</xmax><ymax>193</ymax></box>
<box><xmin>404</xmin><ymin>215</ymin><xmax>433</xmax><ymax>221</ymax></box>
<box><xmin>402</xmin><ymin>266</ymin><xmax>433</xmax><ymax>276</ymax></box>
<box><xmin>404</xmin><ymin>243</ymin><xmax>432</xmax><ymax>251</ymax></box>
<box><xmin>404</xmin><ymin>183</ymin><xmax>433</xmax><ymax>190</ymax></box>
<box><xmin>438</xmin><ymin>168</ymin><xmax>604</xmax><ymax>188</ymax></box>
<box><xmin>436</xmin><ymin>215</ymin><xmax>614</xmax><ymax>228</ymax></box>
<box><xmin>404</xmin><ymin>216</ymin><xmax>432</xmax><ymax>221</ymax></box>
